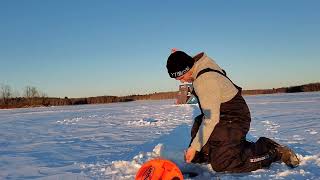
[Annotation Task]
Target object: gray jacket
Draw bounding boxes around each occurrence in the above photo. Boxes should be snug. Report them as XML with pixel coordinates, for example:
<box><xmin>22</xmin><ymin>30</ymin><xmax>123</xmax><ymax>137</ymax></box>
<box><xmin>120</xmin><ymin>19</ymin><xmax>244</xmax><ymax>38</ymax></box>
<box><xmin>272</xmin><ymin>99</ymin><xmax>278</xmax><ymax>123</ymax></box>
<box><xmin>190</xmin><ymin>53</ymin><xmax>239</xmax><ymax>151</ymax></box>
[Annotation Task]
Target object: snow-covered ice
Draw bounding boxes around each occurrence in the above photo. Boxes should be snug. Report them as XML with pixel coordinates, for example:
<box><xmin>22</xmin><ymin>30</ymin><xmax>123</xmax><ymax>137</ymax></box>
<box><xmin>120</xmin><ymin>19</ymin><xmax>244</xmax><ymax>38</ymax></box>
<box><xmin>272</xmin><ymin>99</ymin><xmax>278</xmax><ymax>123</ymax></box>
<box><xmin>0</xmin><ymin>92</ymin><xmax>319</xmax><ymax>179</ymax></box>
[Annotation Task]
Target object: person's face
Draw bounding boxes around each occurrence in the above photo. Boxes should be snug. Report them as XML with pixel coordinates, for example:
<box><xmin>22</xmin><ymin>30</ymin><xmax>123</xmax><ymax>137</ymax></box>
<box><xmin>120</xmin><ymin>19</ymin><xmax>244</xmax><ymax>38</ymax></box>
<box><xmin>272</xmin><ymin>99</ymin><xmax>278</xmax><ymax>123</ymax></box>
<box><xmin>175</xmin><ymin>69</ymin><xmax>194</xmax><ymax>83</ymax></box>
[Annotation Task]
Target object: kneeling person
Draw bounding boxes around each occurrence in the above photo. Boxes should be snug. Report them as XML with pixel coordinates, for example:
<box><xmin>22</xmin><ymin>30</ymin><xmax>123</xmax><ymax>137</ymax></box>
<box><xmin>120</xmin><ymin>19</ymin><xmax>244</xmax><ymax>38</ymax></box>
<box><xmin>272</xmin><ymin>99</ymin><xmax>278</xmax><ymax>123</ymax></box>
<box><xmin>166</xmin><ymin>50</ymin><xmax>299</xmax><ymax>172</ymax></box>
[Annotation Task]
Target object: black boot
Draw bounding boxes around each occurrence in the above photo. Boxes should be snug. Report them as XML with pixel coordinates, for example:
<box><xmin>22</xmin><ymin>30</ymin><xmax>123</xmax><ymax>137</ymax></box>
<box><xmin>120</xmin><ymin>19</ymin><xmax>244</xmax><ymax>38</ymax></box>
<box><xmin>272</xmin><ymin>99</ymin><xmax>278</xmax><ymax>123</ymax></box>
<box><xmin>261</xmin><ymin>137</ymin><xmax>300</xmax><ymax>168</ymax></box>
<box><xmin>276</xmin><ymin>146</ymin><xmax>300</xmax><ymax>168</ymax></box>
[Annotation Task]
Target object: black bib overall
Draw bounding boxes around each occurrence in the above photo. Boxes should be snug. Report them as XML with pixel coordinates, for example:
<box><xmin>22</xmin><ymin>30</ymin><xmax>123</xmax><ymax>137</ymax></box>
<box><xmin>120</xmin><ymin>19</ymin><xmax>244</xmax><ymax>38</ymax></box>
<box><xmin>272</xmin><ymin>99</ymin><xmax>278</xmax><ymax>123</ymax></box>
<box><xmin>190</xmin><ymin>68</ymin><xmax>279</xmax><ymax>172</ymax></box>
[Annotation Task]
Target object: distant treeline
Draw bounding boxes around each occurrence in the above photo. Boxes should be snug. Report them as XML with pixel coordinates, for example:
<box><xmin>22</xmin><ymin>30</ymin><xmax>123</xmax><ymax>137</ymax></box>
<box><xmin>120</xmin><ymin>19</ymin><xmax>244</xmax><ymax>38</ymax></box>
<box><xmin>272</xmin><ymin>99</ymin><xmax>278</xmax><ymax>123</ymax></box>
<box><xmin>242</xmin><ymin>82</ymin><xmax>320</xmax><ymax>95</ymax></box>
<box><xmin>0</xmin><ymin>90</ymin><xmax>177</xmax><ymax>109</ymax></box>
<box><xmin>0</xmin><ymin>83</ymin><xmax>319</xmax><ymax>109</ymax></box>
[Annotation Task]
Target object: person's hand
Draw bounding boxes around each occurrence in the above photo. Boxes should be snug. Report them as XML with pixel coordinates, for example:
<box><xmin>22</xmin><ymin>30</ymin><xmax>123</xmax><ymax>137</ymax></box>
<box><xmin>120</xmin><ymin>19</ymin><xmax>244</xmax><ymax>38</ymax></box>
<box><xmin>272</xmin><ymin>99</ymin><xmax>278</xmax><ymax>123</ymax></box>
<box><xmin>184</xmin><ymin>147</ymin><xmax>196</xmax><ymax>163</ymax></box>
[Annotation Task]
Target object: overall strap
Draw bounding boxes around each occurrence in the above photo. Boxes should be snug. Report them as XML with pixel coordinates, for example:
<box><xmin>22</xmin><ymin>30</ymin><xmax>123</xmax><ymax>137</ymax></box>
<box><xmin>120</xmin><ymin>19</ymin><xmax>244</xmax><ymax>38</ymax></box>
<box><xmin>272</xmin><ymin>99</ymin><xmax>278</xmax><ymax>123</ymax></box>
<box><xmin>196</xmin><ymin>68</ymin><xmax>242</xmax><ymax>91</ymax></box>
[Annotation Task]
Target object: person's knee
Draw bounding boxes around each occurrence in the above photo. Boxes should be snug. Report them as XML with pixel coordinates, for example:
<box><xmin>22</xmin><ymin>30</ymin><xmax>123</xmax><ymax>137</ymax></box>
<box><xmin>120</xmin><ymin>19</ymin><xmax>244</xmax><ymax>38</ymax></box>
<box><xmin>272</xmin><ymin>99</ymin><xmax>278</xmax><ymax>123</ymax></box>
<box><xmin>210</xmin><ymin>160</ymin><xmax>230</xmax><ymax>172</ymax></box>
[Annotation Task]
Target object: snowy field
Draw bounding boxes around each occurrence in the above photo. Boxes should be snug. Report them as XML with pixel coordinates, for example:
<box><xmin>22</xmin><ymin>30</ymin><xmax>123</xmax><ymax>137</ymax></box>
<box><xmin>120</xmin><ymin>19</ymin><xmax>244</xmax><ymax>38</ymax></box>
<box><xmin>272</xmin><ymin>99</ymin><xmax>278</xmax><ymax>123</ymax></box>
<box><xmin>0</xmin><ymin>92</ymin><xmax>319</xmax><ymax>180</ymax></box>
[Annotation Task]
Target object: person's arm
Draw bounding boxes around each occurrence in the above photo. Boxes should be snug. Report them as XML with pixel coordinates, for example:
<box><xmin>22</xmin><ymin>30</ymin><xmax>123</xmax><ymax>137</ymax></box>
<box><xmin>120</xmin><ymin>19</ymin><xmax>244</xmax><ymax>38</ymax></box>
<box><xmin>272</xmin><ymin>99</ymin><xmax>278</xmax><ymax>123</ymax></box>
<box><xmin>190</xmin><ymin>73</ymin><xmax>221</xmax><ymax>152</ymax></box>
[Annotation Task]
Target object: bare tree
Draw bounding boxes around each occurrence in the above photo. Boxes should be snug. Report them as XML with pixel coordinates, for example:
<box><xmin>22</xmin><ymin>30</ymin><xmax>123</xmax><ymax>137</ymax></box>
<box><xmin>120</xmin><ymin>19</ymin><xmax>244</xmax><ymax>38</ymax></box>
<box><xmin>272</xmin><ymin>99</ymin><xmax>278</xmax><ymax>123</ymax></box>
<box><xmin>24</xmin><ymin>86</ymin><xmax>39</xmax><ymax>98</ymax></box>
<box><xmin>1</xmin><ymin>84</ymin><xmax>12</xmax><ymax>105</ymax></box>
<box><xmin>38</xmin><ymin>90</ymin><xmax>48</xmax><ymax>106</ymax></box>
<box><xmin>39</xmin><ymin>91</ymin><xmax>47</xmax><ymax>98</ymax></box>
<box><xmin>24</xmin><ymin>86</ymin><xmax>40</xmax><ymax>106</ymax></box>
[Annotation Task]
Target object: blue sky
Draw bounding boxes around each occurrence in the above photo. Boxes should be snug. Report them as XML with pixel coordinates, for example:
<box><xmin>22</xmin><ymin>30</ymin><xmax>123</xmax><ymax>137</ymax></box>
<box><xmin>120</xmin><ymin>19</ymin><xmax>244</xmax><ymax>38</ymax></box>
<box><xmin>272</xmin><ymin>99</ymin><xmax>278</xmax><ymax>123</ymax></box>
<box><xmin>0</xmin><ymin>0</ymin><xmax>319</xmax><ymax>98</ymax></box>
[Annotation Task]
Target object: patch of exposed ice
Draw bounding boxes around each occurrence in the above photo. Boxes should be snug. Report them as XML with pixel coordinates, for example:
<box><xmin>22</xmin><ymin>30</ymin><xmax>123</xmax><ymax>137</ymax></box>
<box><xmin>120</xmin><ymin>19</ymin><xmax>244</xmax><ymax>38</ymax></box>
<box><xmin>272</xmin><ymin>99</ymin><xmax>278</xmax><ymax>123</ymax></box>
<box><xmin>56</xmin><ymin>117</ymin><xmax>83</xmax><ymax>125</ymax></box>
<box><xmin>310</xmin><ymin>131</ymin><xmax>318</xmax><ymax>135</ymax></box>
<box><xmin>127</xmin><ymin>118</ymin><xmax>165</xmax><ymax>127</ymax></box>
<box><xmin>305</xmin><ymin>129</ymin><xmax>318</xmax><ymax>135</ymax></box>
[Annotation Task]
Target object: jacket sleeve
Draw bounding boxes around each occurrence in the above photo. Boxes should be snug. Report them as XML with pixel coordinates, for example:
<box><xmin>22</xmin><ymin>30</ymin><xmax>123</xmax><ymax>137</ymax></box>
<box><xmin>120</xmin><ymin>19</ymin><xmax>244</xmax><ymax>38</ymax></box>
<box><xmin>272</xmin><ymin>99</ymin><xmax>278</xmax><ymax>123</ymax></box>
<box><xmin>190</xmin><ymin>73</ymin><xmax>221</xmax><ymax>152</ymax></box>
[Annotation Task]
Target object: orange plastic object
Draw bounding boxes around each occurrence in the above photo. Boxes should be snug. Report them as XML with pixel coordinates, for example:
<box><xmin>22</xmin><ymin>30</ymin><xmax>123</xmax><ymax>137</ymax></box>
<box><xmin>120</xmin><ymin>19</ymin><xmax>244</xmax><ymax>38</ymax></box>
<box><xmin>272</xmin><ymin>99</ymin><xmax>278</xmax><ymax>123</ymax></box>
<box><xmin>135</xmin><ymin>158</ymin><xmax>183</xmax><ymax>180</ymax></box>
